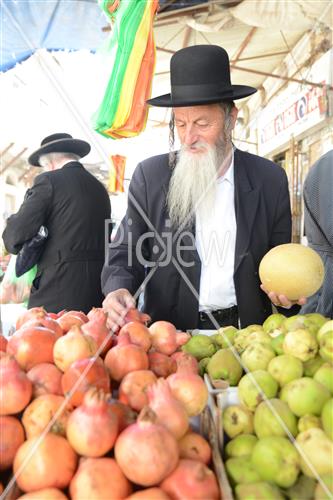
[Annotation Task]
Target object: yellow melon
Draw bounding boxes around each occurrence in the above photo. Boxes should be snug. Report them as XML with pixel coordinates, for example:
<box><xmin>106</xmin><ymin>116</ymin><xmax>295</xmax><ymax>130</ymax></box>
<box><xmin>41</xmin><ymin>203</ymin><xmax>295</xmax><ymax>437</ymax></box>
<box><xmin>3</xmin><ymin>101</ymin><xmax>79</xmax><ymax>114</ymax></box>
<box><xmin>259</xmin><ymin>244</ymin><xmax>324</xmax><ymax>300</ymax></box>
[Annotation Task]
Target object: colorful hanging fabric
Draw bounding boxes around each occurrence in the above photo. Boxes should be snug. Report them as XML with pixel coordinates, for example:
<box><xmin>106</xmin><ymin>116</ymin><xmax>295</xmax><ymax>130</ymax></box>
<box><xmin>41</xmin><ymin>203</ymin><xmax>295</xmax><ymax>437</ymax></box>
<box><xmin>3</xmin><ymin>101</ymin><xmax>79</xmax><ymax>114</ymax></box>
<box><xmin>108</xmin><ymin>154</ymin><xmax>126</xmax><ymax>193</ymax></box>
<box><xmin>93</xmin><ymin>0</ymin><xmax>159</xmax><ymax>139</ymax></box>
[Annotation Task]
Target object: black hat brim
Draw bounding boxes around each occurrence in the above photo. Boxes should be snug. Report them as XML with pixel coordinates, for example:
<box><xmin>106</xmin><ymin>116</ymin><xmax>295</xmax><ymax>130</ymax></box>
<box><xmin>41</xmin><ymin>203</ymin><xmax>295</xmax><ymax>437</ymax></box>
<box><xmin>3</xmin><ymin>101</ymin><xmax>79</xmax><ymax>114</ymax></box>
<box><xmin>28</xmin><ymin>138</ymin><xmax>91</xmax><ymax>167</ymax></box>
<box><xmin>147</xmin><ymin>85</ymin><xmax>257</xmax><ymax>108</ymax></box>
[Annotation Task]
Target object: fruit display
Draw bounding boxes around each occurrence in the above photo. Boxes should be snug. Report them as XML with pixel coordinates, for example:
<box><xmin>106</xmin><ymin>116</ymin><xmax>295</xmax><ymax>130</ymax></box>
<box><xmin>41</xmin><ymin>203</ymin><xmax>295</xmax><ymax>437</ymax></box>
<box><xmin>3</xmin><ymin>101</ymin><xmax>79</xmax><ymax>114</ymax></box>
<box><xmin>184</xmin><ymin>312</ymin><xmax>333</xmax><ymax>499</ymax></box>
<box><xmin>0</xmin><ymin>307</ymin><xmax>223</xmax><ymax>499</ymax></box>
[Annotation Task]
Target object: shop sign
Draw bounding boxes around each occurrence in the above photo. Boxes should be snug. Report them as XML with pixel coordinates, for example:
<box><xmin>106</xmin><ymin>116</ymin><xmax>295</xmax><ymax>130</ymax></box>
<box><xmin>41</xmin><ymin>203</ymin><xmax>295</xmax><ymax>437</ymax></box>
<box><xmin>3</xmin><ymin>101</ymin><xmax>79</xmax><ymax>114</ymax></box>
<box><xmin>257</xmin><ymin>50</ymin><xmax>331</xmax><ymax>155</ymax></box>
<box><xmin>258</xmin><ymin>84</ymin><xmax>327</xmax><ymax>155</ymax></box>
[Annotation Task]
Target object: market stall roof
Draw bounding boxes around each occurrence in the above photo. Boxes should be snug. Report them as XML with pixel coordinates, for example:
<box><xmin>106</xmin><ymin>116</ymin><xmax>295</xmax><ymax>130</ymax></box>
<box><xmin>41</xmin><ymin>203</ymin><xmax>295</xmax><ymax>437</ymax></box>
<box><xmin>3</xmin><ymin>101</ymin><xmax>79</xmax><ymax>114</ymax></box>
<box><xmin>1</xmin><ymin>0</ymin><xmax>214</xmax><ymax>72</ymax></box>
<box><xmin>1</xmin><ymin>0</ymin><xmax>332</xmax><ymax>169</ymax></box>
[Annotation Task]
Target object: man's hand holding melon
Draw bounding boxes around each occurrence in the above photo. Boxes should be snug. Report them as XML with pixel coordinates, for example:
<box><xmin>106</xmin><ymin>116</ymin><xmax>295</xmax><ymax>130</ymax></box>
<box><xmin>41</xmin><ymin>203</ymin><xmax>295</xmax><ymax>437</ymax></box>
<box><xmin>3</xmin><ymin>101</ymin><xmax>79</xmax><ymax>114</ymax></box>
<box><xmin>259</xmin><ymin>244</ymin><xmax>325</xmax><ymax>309</ymax></box>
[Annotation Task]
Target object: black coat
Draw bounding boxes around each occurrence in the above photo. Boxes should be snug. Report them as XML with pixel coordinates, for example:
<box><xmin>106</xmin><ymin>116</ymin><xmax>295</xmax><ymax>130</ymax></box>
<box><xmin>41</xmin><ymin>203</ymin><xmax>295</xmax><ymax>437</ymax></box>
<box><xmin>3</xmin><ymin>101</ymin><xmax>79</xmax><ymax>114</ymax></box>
<box><xmin>102</xmin><ymin>149</ymin><xmax>293</xmax><ymax>329</ymax></box>
<box><xmin>3</xmin><ymin>161</ymin><xmax>111</xmax><ymax>313</ymax></box>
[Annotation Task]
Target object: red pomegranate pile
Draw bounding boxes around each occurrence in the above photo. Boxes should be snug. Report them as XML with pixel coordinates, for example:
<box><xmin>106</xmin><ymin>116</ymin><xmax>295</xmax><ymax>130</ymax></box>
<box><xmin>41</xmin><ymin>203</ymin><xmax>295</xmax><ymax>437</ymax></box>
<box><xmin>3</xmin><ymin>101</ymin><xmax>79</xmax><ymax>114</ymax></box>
<box><xmin>0</xmin><ymin>306</ymin><xmax>220</xmax><ymax>499</ymax></box>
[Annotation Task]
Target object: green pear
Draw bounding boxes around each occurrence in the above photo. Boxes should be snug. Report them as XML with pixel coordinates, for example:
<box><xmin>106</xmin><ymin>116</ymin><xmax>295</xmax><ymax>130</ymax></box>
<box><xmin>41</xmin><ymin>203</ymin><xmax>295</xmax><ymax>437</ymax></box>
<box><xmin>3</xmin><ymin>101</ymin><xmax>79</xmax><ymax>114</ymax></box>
<box><xmin>234</xmin><ymin>329</ymin><xmax>250</xmax><ymax>353</ymax></box>
<box><xmin>225</xmin><ymin>434</ymin><xmax>258</xmax><ymax>458</ymax></box>
<box><xmin>246</xmin><ymin>324</ymin><xmax>264</xmax><ymax>333</ymax></box>
<box><xmin>198</xmin><ymin>357</ymin><xmax>210</xmax><ymax>377</ymax></box>
<box><xmin>226</xmin><ymin>456</ymin><xmax>261</xmax><ymax>485</ymax></box>
<box><xmin>314</xmin><ymin>363</ymin><xmax>333</xmax><ymax>394</ymax></box>
<box><xmin>283</xmin><ymin>329</ymin><xmax>318</xmax><ymax>361</ymax></box>
<box><xmin>251</xmin><ymin>436</ymin><xmax>300</xmax><ymax>488</ymax></box>
<box><xmin>285</xmin><ymin>474</ymin><xmax>317</xmax><ymax>500</ymax></box>
<box><xmin>181</xmin><ymin>334</ymin><xmax>216</xmax><ymax>360</ymax></box>
<box><xmin>234</xmin><ymin>328</ymin><xmax>269</xmax><ymax>354</ymax></box>
<box><xmin>321</xmin><ymin>398</ymin><xmax>333</xmax><ymax>440</ymax></box>
<box><xmin>235</xmin><ymin>482</ymin><xmax>285</xmax><ymax>500</ymax></box>
<box><xmin>279</xmin><ymin>383</ymin><xmax>292</xmax><ymax>403</ymax></box>
<box><xmin>305</xmin><ymin>313</ymin><xmax>329</xmax><ymax>330</ymax></box>
<box><xmin>284</xmin><ymin>315</ymin><xmax>318</xmax><ymax>335</ymax></box>
<box><xmin>270</xmin><ymin>333</ymin><xmax>286</xmax><ymax>355</ymax></box>
<box><xmin>296</xmin><ymin>428</ymin><xmax>333</xmax><ymax>478</ymax></box>
<box><xmin>282</xmin><ymin>377</ymin><xmax>331</xmax><ymax>417</ymax></box>
<box><xmin>314</xmin><ymin>474</ymin><xmax>333</xmax><ymax>500</ymax></box>
<box><xmin>238</xmin><ymin>370</ymin><xmax>278</xmax><ymax>411</ymax></box>
<box><xmin>207</xmin><ymin>348</ymin><xmax>243</xmax><ymax>385</ymax></box>
<box><xmin>262</xmin><ymin>313</ymin><xmax>286</xmax><ymax>334</ymax></box>
<box><xmin>222</xmin><ymin>405</ymin><xmax>254</xmax><ymax>438</ymax></box>
<box><xmin>319</xmin><ymin>331</ymin><xmax>333</xmax><ymax>363</ymax></box>
<box><xmin>317</xmin><ymin>320</ymin><xmax>333</xmax><ymax>342</ymax></box>
<box><xmin>298</xmin><ymin>414</ymin><xmax>322</xmax><ymax>433</ymax></box>
<box><xmin>212</xmin><ymin>326</ymin><xmax>238</xmax><ymax>348</ymax></box>
<box><xmin>254</xmin><ymin>398</ymin><xmax>297</xmax><ymax>438</ymax></box>
<box><xmin>303</xmin><ymin>355</ymin><xmax>325</xmax><ymax>377</ymax></box>
<box><xmin>268</xmin><ymin>354</ymin><xmax>303</xmax><ymax>387</ymax></box>
<box><xmin>241</xmin><ymin>342</ymin><xmax>275</xmax><ymax>371</ymax></box>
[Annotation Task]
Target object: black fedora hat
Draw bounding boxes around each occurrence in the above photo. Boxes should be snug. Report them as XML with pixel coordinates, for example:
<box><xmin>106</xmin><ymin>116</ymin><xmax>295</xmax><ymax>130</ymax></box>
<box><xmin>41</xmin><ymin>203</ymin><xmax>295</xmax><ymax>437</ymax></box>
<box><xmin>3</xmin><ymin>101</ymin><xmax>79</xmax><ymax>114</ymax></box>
<box><xmin>147</xmin><ymin>45</ymin><xmax>257</xmax><ymax>108</ymax></box>
<box><xmin>28</xmin><ymin>133</ymin><xmax>91</xmax><ymax>167</ymax></box>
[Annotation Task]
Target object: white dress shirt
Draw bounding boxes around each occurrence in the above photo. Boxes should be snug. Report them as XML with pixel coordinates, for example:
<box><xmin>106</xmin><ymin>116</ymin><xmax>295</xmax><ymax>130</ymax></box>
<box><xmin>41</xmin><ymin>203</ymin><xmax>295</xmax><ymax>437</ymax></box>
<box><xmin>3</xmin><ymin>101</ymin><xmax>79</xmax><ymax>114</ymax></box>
<box><xmin>195</xmin><ymin>154</ymin><xmax>237</xmax><ymax>311</ymax></box>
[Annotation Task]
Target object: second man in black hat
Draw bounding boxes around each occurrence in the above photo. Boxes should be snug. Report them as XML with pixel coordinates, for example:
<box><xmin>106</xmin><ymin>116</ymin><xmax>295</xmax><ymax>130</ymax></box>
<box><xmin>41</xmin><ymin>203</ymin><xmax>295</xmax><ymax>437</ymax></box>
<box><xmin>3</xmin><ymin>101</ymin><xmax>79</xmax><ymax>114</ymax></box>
<box><xmin>3</xmin><ymin>133</ymin><xmax>111</xmax><ymax>313</ymax></box>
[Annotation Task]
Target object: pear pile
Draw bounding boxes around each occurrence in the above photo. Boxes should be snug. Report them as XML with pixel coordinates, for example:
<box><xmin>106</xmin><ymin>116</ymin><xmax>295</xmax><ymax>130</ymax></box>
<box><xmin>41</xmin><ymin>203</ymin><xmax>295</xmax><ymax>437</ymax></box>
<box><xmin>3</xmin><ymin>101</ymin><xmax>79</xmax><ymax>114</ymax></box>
<box><xmin>182</xmin><ymin>314</ymin><xmax>333</xmax><ymax>499</ymax></box>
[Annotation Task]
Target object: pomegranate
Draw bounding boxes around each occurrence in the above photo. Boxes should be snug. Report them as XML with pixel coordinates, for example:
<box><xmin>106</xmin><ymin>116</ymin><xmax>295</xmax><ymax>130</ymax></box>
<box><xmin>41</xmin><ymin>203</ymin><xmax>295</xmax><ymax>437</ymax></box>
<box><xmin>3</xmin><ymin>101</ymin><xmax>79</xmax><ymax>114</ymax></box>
<box><xmin>7</xmin><ymin>326</ymin><xmax>57</xmax><ymax>371</ymax></box>
<box><xmin>14</xmin><ymin>433</ymin><xmax>77</xmax><ymax>492</ymax></box>
<box><xmin>104</xmin><ymin>333</ymin><xmax>148</xmax><ymax>382</ymax></box>
<box><xmin>126</xmin><ymin>488</ymin><xmax>170</xmax><ymax>499</ymax></box>
<box><xmin>171</xmin><ymin>352</ymin><xmax>199</xmax><ymax>373</ymax></box>
<box><xmin>66</xmin><ymin>389</ymin><xmax>118</xmax><ymax>457</ymax></box>
<box><xmin>18</xmin><ymin>488</ymin><xmax>68</xmax><ymax>499</ymax></box>
<box><xmin>70</xmin><ymin>457</ymin><xmax>132</xmax><ymax>499</ymax></box>
<box><xmin>16</xmin><ymin>307</ymin><xmax>47</xmax><ymax>330</ymax></box>
<box><xmin>61</xmin><ymin>356</ymin><xmax>110</xmax><ymax>407</ymax></box>
<box><xmin>57</xmin><ymin>311</ymin><xmax>88</xmax><ymax>332</ymax></box>
<box><xmin>82</xmin><ymin>308</ymin><xmax>113</xmax><ymax>355</ymax></box>
<box><xmin>178</xmin><ymin>432</ymin><xmax>212</xmax><ymax>464</ymax></box>
<box><xmin>148</xmin><ymin>352</ymin><xmax>177</xmax><ymax>377</ymax></box>
<box><xmin>149</xmin><ymin>322</ymin><xmax>190</xmax><ymax>355</ymax></box>
<box><xmin>21</xmin><ymin>317</ymin><xmax>63</xmax><ymax>339</ymax></box>
<box><xmin>0</xmin><ymin>416</ymin><xmax>25</xmax><ymax>470</ymax></box>
<box><xmin>115</xmin><ymin>406</ymin><xmax>179</xmax><ymax>486</ymax></box>
<box><xmin>53</xmin><ymin>326</ymin><xmax>97</xmax><ymax>372</ymax></box>
<box><xmin>0</xmin><ymin>354</ymin><xmax>32</xmax><ymax>415</ymax></box>
<box><xmin>22</xmin><ymin>394</ymin><xmax>72</xmax><ymax>438</ymax></box>
<box><xmin>119</xmin><ymin>321</ymin><xmax>152</xmax><ymax>352</ymax></box>
<box><xmin>27</xmin><ymin>363</ymin><xmax>63</xmax><ymax>398</ymax></box>
<box><xmin>167</xmin><ymin>359</ymin><xmax>208</xmax><ymax>416</ymax></box>
<box><xmin>108</xmin><ymin>399</ymin><xmax>137</xmax><ymax>432</ymax></box>
<box><xmin>0</xmin><ymin>335</ymin><xmax>8</xmax><ymax>352</ymax></box>
<box><xmin>160</xmin><ymin>459</ymin><xmax>220</xmax><ymax>499</ymax></box>
<box><xmin>147</xmin><ymin>378</ymin><xmax>189</xmax><ymax>439</ymax></box>
<box><xmin>119</xmin><ymin>370</ymin><xmax>157</xmax><ymax>412</ymax></box>
<box><xmin>48</xmin><ymin>310</ymin><xmax>66</xmax><ymax>320</ymax></box>
<box><xmin>124</xmin><ymin>308</ymin><xmax>151</xmax><ymax>325</ymax></box>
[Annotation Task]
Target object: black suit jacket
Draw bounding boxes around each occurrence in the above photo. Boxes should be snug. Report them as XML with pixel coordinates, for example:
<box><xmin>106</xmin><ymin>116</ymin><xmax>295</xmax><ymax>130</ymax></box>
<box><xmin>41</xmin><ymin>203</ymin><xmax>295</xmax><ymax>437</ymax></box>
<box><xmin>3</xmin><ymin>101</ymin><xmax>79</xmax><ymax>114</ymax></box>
<box><xmin>3</xmin><ymin>162</ymin><xmax>111</xmax><ymax>313</ymax></box>
<box><xmin>102</xmin><ymin>149</ymin><xmax>292</xmax><ymax>329</ymax></box>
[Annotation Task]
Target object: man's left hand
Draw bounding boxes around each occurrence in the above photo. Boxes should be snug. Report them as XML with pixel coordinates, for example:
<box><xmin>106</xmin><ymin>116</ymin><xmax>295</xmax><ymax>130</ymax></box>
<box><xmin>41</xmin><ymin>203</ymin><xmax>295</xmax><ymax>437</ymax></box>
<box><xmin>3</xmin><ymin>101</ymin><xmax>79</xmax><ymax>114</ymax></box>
<box><xmin>260</xmin><ymin>284</ymin><xmax>307</xmax><ymax>309</ymax></box>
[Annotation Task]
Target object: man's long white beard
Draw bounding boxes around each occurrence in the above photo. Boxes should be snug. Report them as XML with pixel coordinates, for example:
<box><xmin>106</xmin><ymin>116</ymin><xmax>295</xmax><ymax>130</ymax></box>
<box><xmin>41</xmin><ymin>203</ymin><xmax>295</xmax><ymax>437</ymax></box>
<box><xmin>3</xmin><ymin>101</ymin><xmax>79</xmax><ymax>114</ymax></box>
<box><xmin>167</xmin><ymin>141</ymin><xmax>227</xmax><ymax>229</ymax></box>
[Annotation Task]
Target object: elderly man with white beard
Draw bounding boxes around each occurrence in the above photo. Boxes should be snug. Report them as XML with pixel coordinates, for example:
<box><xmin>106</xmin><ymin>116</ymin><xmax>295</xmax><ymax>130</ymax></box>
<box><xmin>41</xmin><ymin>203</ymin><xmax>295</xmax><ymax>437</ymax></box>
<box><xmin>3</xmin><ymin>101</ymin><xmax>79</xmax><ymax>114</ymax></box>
<box><xmin>101</xmin><ymin>45</ymin><xmax>306</xmax><ymax>331</ymax></box>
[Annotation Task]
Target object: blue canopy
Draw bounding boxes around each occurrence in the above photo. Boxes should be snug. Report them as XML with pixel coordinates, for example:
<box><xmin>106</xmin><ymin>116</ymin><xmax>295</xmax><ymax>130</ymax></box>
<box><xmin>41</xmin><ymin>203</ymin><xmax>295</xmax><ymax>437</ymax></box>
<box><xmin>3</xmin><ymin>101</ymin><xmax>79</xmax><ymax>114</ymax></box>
<box><xmin>1</xmin><ymin>0</ymin><xmax>207</xmax><ymax>72</ymax></box>
<box><xmin>1</xmin><ymin>0</ymin><xmax>110</xmax><ymax>72</ymax></box>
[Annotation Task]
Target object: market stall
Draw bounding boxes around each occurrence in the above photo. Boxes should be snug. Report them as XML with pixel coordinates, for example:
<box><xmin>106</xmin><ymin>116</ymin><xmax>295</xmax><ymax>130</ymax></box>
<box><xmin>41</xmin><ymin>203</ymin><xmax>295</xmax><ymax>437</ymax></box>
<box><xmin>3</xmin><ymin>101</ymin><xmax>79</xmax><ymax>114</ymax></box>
<box><xmin>1</xmin><ymin>299</ymin><xmax>332</xmax><ymax>499</ymax></box>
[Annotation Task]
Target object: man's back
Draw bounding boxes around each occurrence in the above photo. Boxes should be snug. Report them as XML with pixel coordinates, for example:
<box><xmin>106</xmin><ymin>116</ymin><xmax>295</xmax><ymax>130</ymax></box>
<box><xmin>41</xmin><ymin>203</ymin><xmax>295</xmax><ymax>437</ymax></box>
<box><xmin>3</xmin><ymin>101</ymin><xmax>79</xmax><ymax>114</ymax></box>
<box><xmin>38</xmin><ymin>162</ymin><xmax>110</xmax><ymax>259</ymax></box>
<box><xmin>3</xmin><ymin>162</ymin><xmax>111</xmax><ymax>313</ymax></box>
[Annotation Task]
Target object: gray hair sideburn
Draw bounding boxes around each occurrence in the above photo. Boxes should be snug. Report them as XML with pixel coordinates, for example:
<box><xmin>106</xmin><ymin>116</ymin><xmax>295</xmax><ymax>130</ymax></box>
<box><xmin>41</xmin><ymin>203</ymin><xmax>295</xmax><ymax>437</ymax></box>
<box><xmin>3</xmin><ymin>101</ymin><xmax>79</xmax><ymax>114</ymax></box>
<box><xmin>39</xmin><ymin>152</ymin><xmax>80</xmax><ymax>168</ymax></box>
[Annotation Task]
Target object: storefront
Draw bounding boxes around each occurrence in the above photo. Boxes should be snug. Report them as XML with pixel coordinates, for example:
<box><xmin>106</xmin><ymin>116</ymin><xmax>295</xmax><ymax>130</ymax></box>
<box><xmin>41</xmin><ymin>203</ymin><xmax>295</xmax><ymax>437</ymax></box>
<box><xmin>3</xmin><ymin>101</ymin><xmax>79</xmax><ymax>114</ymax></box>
<box><xmin>257</xmin><ymin>49</ymin><xmax>333</xmax><ymax>242</ymax></box>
